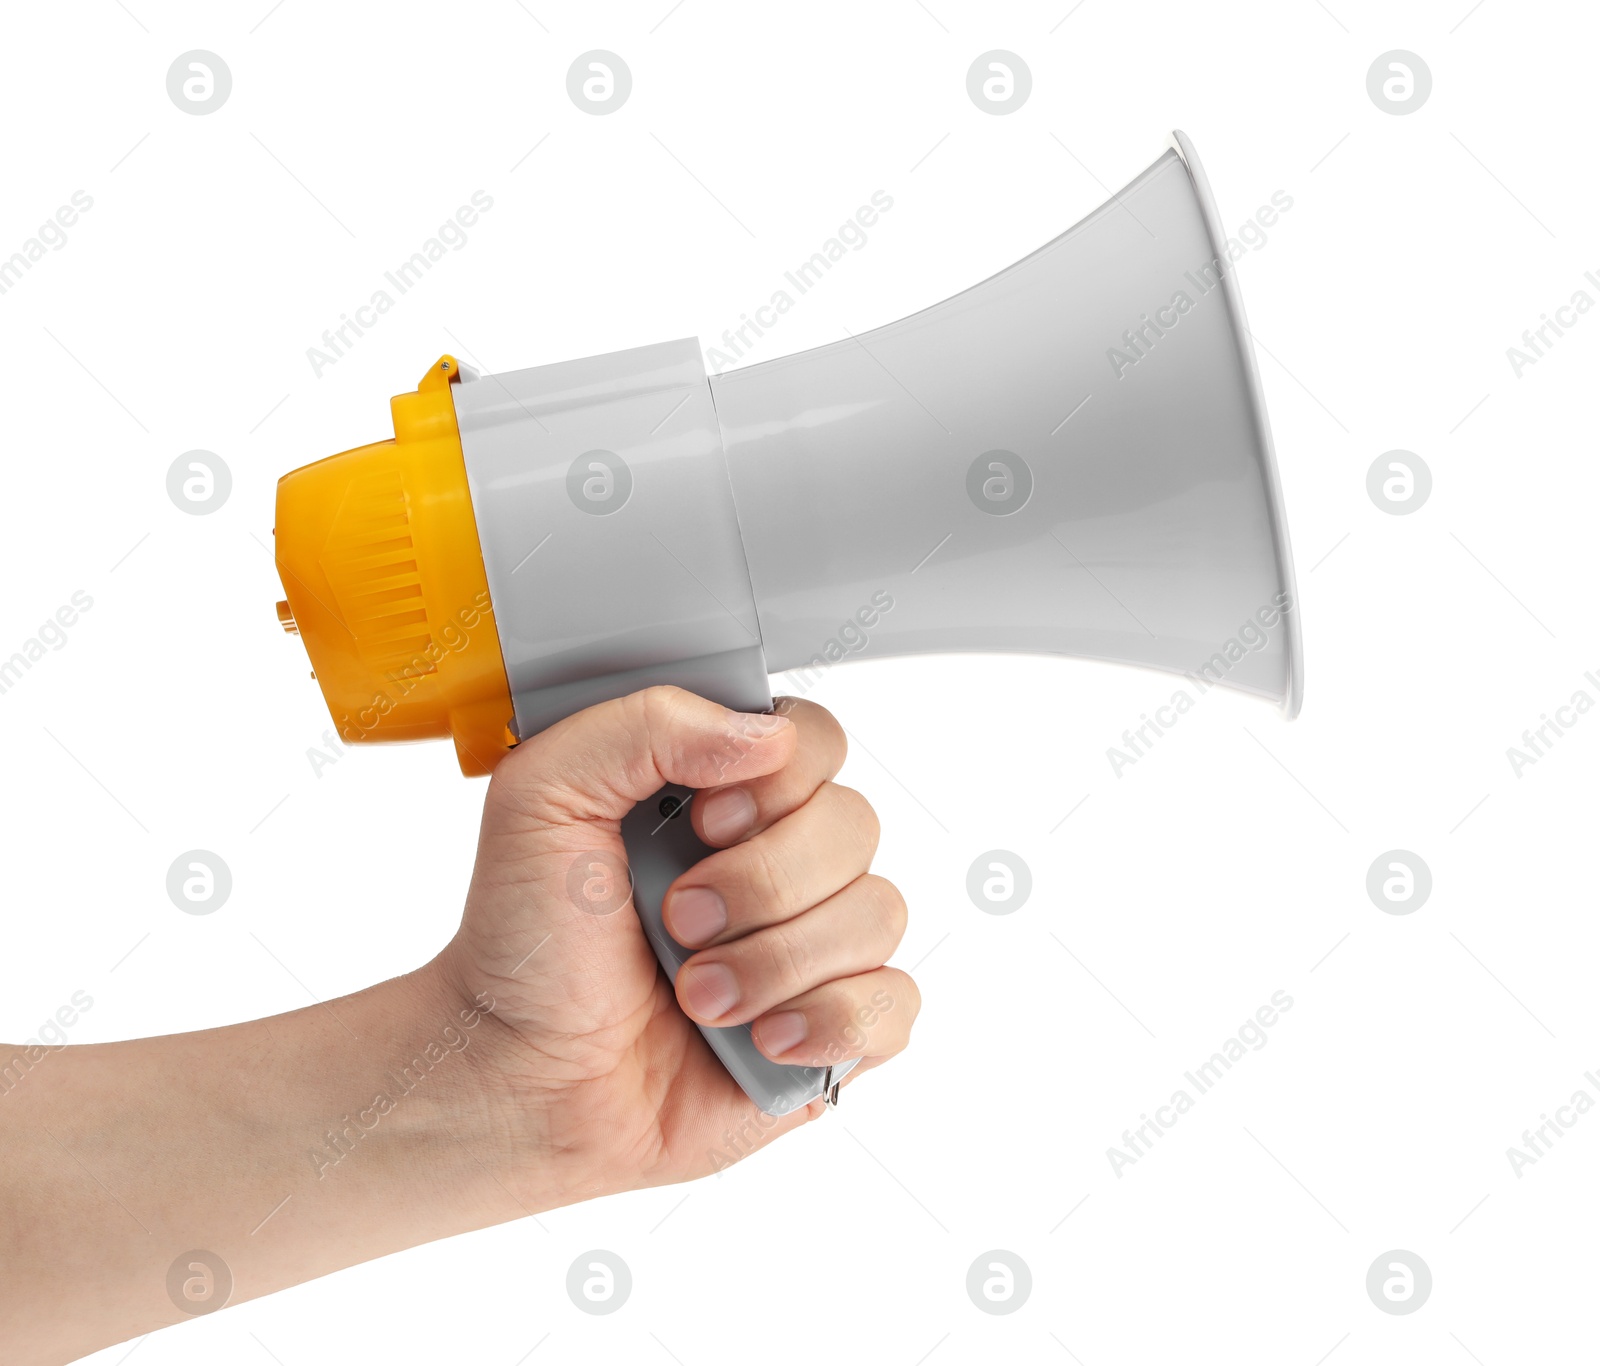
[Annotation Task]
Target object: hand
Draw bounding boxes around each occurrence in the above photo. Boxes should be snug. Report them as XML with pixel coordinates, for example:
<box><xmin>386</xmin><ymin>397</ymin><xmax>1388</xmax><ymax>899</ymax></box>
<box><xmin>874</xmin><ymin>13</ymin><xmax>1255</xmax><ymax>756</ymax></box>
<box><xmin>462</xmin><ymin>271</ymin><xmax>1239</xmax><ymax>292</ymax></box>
<box><xmin>434</xmin><ymin>686</ymin><xmax>920</xmax><ymax>1197</ymax></box>
<box><xmin>0</xmin><ymin>687</ymin><xmax>919</xmax><ymax>1362</ymax></box>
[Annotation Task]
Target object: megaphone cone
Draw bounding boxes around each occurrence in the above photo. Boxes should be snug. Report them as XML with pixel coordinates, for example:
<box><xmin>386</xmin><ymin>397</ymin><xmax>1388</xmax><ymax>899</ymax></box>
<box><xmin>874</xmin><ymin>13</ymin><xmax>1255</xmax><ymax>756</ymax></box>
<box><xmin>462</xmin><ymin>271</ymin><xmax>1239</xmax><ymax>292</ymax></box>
<box><xmin>712</xmin><ymin>131</ymin><xmax>1301</xmax><ymax>718</ymax></box>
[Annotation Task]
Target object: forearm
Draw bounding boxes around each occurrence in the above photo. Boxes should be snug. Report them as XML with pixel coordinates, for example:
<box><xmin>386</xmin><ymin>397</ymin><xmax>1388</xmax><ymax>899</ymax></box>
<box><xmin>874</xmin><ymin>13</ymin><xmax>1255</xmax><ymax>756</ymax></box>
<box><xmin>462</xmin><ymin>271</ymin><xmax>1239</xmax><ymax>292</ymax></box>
<box><xmin>0</xmin><ymin>966</ymin><xmax>538</xmax><ymax>1364</ymax></box>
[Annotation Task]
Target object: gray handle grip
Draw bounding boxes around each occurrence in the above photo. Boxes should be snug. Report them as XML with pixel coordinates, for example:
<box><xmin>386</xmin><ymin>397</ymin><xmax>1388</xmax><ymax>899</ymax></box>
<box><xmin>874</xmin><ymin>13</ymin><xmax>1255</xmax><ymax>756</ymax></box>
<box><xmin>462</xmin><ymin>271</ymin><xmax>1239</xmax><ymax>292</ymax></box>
<box><xmin>620</xmin><ymin>784</ymin><xmax>859</xmax><ymax>1116</ymax></box>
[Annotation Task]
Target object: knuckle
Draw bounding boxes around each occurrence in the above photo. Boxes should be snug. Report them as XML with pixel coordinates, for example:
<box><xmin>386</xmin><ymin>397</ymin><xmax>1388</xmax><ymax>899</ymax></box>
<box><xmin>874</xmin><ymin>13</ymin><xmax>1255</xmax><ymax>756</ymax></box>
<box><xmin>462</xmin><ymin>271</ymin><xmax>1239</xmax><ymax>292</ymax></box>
<box><xmin>639</xmin><ymin>683</ymin><xmax>690</xmax><ymax>712</ymax></box>
<box><xmin>831</xmin><ymin>783</ymin><xmax>880</xmax><ymax>856</ymax></box>
<box><xmin>862</xmin><ymin>875</ymin><xmax>909</xmax><ymax>944</ymax></box>
<box><xmin>776</xmin><ymin>697</ymin><xmax>848</xmax><ymax>774</ymax></box>
<box><xmin>885</xmin><ymin>967</ymin><xmax>923</xmax><ymax>1021</ymax></box>
<box><xmin>639</xmin><ymin>685</ymin><xmax>715</xmax><ymax>782</ymax></box>
<box><xmin>617</xmin><ymin>688</ymin><xmax>653</xmax><ymax>735</ymax></box>
<box><xmin>744</xmin><ymin>839</ymin><xmax>803</xmax><ymax>912</ymax></box>
<box><xmin>811</xmin><ymin>705</ymin><xmax>848</xmax><ymax>771</ymax></box>
<box><xmin>815</xmin><ymin>984</ymin><xmax>879</xmax><ymax>1059</ymax></box>
<box><xmin>756</xmin><ymin>923</ymin><xmax>815</xmax><ymax>997</ymax></box>
<box><xmin>638</xmin><ymin>684</ymin><xmax>691</xmax><ymax>739</ymax></box>
<box><xmin>733</xmin><ymin>855</ymin><xmax>771</xmax><ymax>909</ymax></box>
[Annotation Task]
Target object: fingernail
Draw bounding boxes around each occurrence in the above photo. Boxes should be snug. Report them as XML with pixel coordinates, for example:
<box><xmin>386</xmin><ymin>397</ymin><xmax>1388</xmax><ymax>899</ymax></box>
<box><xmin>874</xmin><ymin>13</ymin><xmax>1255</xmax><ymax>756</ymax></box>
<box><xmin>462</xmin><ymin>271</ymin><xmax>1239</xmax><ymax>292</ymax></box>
<box><xmin>665</xmin><ymin>886</ymin><xmax>727</xmax><ymax>946</ymax></box>
<box><xmin>756</xmin><ymin>1011</ymin><xmax>808</xmax><ymax>1057</ymax></box>
<box><xmin>700</xmin><ymin>787</ymin><xmax>757</xmax><ymax>844</ymax></box>
<box><xmin>680</xmin><ymin>961</ymin><xmax>739</xmax><ymax>1021</ymax></box>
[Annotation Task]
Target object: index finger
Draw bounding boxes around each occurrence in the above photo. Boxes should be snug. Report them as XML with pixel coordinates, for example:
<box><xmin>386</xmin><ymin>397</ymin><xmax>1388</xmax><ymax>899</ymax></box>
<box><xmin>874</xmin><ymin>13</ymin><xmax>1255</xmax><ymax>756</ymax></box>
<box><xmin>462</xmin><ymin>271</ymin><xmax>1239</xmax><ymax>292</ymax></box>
<box><xmin>690</xmin><ymin>697</ymin><xmax>847</xmax><ymax>848</ymax></box>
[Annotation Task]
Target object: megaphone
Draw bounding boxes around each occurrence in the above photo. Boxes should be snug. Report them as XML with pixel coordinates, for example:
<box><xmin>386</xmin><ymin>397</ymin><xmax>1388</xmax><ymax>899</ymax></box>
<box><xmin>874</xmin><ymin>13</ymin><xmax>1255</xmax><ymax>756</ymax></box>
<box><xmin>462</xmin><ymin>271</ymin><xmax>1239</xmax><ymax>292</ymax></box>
<box><xmin>273</xmin><ymin>131</ymin><xmax>1302</xmax><ymax>1115</ymax></box>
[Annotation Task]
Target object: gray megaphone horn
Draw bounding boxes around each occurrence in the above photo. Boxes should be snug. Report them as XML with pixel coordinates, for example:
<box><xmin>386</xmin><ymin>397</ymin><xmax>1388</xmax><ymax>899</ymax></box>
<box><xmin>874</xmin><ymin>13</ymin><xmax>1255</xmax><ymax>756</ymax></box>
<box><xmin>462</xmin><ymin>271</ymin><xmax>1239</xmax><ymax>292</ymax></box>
<box><xmin>273</xmin><ymin>129</ymin><xmax>1302</xmax><ymax>1117</ymax></box>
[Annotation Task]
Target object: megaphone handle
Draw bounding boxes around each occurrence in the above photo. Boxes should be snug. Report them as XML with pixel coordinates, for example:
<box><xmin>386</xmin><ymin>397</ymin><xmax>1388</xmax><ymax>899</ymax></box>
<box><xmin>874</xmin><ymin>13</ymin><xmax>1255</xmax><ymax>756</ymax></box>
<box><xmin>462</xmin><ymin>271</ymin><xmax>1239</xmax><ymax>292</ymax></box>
<box><xmin>620</xmin><ymin>783</ymin><xmax>861</xmax><ymax>1116</ymax></box>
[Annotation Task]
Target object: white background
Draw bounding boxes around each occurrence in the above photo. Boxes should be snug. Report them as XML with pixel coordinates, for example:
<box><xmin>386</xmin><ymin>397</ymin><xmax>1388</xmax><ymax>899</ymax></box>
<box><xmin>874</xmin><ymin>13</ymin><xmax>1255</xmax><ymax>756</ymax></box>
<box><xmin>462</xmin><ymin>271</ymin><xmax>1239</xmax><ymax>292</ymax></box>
<box><xmin>2</xmin><ymin>1</ymin><xmax>1596</xmax><ymax>1362</ymax></box>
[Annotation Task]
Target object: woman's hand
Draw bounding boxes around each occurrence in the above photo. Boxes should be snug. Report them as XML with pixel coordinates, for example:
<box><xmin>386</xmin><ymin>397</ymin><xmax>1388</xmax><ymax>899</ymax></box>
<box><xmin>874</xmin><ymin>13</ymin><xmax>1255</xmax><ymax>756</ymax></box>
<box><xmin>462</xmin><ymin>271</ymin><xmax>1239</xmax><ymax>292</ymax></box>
<box><xmin>436</xmin><ymin>686</ymin><xmax>920</xmax><ymax>1201</ymax></box>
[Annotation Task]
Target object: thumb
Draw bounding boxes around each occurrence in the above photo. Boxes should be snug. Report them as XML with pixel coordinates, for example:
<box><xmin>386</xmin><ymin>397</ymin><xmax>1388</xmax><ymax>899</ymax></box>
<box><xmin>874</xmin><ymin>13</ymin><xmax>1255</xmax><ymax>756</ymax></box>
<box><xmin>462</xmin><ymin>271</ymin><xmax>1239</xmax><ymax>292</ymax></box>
<box><xmin>486</xmin><ymin>685</ymin><xmax>795</xmax><ymax>831</ymax></box>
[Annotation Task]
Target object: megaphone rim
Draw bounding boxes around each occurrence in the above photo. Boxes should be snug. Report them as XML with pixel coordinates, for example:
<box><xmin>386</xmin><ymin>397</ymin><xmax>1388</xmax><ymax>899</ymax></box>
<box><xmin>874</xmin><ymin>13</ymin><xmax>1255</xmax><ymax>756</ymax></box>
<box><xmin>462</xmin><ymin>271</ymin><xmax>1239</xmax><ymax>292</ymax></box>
<box><xmin>1169</xmin><ymin>129</ymin><xmax>1305</xmax><ymax>720</ymax></box>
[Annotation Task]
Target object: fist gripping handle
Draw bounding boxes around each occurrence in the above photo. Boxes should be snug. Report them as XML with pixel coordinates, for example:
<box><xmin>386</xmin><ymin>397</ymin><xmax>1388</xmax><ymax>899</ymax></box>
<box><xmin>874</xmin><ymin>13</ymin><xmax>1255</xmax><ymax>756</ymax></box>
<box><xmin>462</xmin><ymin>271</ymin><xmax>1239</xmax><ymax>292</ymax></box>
<box><xmin>620</xmin><ymin>784</ymin><xmax>860</xmax><ymax>1116</ymax></box>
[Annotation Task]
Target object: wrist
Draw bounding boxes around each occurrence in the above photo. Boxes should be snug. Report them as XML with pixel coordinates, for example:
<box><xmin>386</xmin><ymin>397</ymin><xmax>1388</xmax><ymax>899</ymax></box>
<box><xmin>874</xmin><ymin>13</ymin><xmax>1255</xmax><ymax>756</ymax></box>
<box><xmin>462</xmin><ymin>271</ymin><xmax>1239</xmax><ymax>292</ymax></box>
<box><xmin>308</xmin><ymin>966</ymin><xmax>507</xmax><ymax>1191</ymax></box>
<box><xmin>409</xmin><ymin>954</ymin><xmax>620</xmax><ymax>1213</ymax></box>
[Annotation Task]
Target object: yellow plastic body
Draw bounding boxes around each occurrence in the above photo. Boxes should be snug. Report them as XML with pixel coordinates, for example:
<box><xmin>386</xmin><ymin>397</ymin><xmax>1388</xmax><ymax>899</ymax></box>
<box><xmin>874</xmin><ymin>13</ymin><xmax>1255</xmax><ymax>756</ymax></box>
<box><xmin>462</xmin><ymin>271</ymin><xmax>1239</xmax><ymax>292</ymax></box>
<box><xmin>273</xmin><ymin>357</ymin><xmax>514</xmax><ymax>776</ymax></box>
